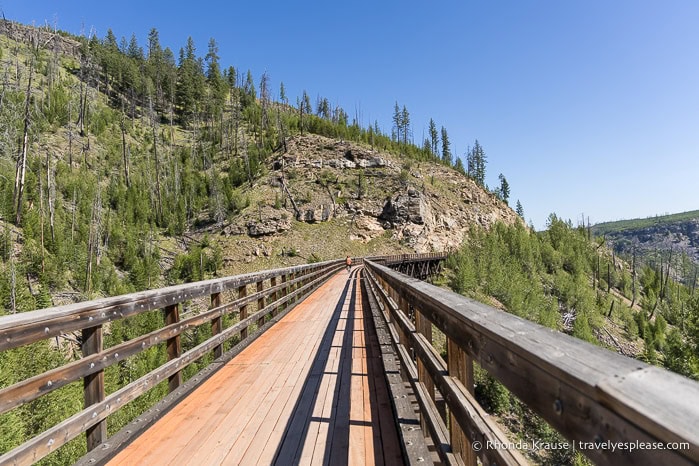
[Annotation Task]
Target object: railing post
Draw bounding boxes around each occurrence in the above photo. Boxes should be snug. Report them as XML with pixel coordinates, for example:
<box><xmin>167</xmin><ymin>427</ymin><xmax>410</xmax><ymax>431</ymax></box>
<box><xmin>281</xmin><ymin>274</ymin><xmax>288</xmax><ymax>312</ymax></box>
<box><xmin>270</xmin><ymin>276</ymin><xmax>277</xmax><ymax>316</ymax></box>
<box><xmin>448</xmin><ymin>337</ymin><xmax>476</xmax><ymax>466</ymax></box>
<box><xmin>257</xmin><ymin>280</ymin><xmax>265</xmax><ymax>327</ymax></box>
<box><xmin>239</xmin><ymin>284</ymin><xmax>248</xmax><ymax>339</ymax></box>
<box><xmin>165</xmin><ymin>304</ymin><xmax>182</xmax><ymax>392</ymax></box>
<box><xmin>415</xmin><ymin>309</ymin><xmax>437</xmax><ymax>431</ymax></box>
<box><xmin>379</xmin><ymin>276</ymin><xmax>391</xmax><ymax>324</ymax></box>
<box><xmin>82</xmin><ymin>325</ymin><xmax>106</xmax><ymax>451</ymax></box>
<box><xmin>396</xmin><ymin>293</ymin><xmax>411</xmax><ymax>381</ymax></box>
<box><xmin>211</xmin><ymin>292</ymin><xmax>222</xmax><ymax>359</ymax></box>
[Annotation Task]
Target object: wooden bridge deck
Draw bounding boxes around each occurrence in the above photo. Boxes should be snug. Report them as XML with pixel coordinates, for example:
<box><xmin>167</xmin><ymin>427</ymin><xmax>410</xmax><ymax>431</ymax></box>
<box><xmin>107</xmin><ymin>268</ymin><xmax>404</xmax><ymax>466</ymax></box>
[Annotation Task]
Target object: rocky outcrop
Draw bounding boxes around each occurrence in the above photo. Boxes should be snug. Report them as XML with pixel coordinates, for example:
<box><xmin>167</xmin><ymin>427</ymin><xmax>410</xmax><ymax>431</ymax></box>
<box><xmin>298</xmin><ymin>205</ymin><xmax>331</xmax><ymax>223</ymax></box>
<box><xmin>231</xmin><ymin>135</ymin><xmax>520</xmax><ymax>251</ymax></box>
<box><xmin>247</xmin><ymin>217</ymin><xmax>291</xmax><ymax>237</ymax></box>
<box><xmin>600</xmin><ymin>217</ymin><xmax>699</xmax><ymax>266</ymax></box>
<box><xmin>349</xmin><ymin>216</ymin><xmax>385</xmax><ymax>242</ymax></box>
<box><xmin>379</xmin><ymin>187</ymin><xmax>431</xmax><ymax>226</ymax></box>
<box><xmin>282</xmin><ymin>137</ymin><xmax>392</xmax><ymax>170</ymax></box>
<box><xmin>0</xmin><ymin>20</ymin><xmax>82</xmax><ymax>58</ymax></box>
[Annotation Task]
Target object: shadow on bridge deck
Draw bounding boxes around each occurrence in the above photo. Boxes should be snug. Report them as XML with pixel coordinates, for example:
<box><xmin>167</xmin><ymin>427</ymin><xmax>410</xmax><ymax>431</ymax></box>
<box><xmin>107</xmin><ymin>268</ymin><xmax>403</xmax><ymax>466</ymax></box>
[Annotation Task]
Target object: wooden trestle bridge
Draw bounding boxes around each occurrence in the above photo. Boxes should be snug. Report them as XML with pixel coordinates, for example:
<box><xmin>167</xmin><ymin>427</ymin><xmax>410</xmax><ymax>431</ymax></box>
<box><xmin>0</xmin><ymin>253</ymin><xmax>698</xmax><ymax>465</ymax></box>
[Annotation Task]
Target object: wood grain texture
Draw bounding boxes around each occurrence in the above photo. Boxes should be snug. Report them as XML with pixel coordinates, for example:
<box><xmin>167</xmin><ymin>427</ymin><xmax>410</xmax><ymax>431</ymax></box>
<box><xmin>0</xmin><ymin>260</ymin><xmax>344</xmax><ymax>352</ymax></box>
<box><xmin>106</xmin><ymin>269</ymin><xmax>404</xmax><ymax>466</ymax></box>
<box><xmin>164</xmin><ymin>304</ymin><xmax>182</xmax><ymax>392</ymax></box>
<box><xmin>0</xmin><ymin>266</ymin><xmax>342</xmax><ymax>466</ymax></box>
<box><xmin>82</xmin><ymin>325</ymin><xmax>105</xmax><ymax>451</ymax></box>
<box><xmin>210</xmin><ymin>292</ymin><xmax>222</xmax><ymax>359</ymax></box>
<box><xmin>364</xmin><ymin>260</ymin><xmax>699</xmax><ymax>466</ymax></box>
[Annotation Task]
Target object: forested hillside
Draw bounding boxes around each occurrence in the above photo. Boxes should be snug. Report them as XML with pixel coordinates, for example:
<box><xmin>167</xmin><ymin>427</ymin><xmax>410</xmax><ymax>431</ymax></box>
<box><xmin>0</xmin><ymin>19</ymin><xmax>517</xmax><ymax>313</ymax></box>
<box><xmin>1</xmin><ymin>18</ymin><xmax>698</xmax><ymax>466</ymax></box>
<box><xmin>445</xmin><ymin>217</ymin><xmax>699</xmax><ymax>463</ymax></box>
<box><xmin>592</xmin><ymin>210</ymin><xmax>699</xmax><ymax>292</ymax></box>
<box><xmin>0</xmin><ymin>19</ymin><xmax>519</xmax><ymax>464</ymax></box>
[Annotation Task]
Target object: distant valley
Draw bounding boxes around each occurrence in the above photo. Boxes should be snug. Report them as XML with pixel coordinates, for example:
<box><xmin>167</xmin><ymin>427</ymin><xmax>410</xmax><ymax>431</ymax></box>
<box><xmin>592</xmin><ymin>210</ymin><xmax>699</xmax><ymax>281</ymax></box>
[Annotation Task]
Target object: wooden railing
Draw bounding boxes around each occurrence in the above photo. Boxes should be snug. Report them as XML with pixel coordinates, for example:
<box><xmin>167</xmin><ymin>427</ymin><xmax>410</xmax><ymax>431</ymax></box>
<box><xmin>0</xmin><ymin>259</ymin><xmax>344</xmax><ymax>465</ymax></box>
<box><xmin>363</xmin><ymin>259</ymin><xmax>699</xmax><ymax>466</ymax></box>
<box><xmin>365</xmin><ymin>252</ymin><xmax>448</xmax><ymax>266</ymax></box>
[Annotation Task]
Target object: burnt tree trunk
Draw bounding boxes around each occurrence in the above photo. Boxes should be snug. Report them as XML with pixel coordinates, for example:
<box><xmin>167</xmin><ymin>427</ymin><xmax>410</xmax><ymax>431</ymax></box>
<box><xmin>14</xmin><ymin>55</ymin><xmax>34</xmax><ymax>225</ymax></box>
<box><xmin>121</xmin><ymin>113</ymin><xmax>130</xmax><ymax>187</ymax></box>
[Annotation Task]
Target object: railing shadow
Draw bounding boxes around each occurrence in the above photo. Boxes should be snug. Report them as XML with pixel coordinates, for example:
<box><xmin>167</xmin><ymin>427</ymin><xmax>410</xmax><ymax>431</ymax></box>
<box><xmin>360</xmin><ymin>269</ymin><xmax>404</xmax><ymax>465</ymax></box>
<box><xmin>272</xmin><ymin>268</ymin><xmax>357</xmax><ymax>466</ymax></box>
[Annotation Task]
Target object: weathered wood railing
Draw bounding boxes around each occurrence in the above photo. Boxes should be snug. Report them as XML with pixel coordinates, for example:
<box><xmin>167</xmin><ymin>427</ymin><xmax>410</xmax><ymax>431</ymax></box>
<box><xmin>0</xmin><ymin>259</ymin><xmax>344</xmax><ymax>465</ymax></box>
<box><xmin>366</xmin><ymin>252</ymin><xmax>447</xmax><ymax>266</ymax></box>
<box><xmin>366</xmin><ymin>252</ymin><xmax>447</xmax><ymax>280</ymax></box>
<box><xmin>363</xmin><ymin>259</ymin><xmax>699</xmax><ymax>466</ymax></box>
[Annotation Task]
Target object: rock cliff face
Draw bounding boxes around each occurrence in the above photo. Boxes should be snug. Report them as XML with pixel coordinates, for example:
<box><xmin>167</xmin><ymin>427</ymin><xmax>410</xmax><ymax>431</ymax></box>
<box><xmin>0</xmin><ymin>20</ymin><xmax>82</xmax><ymax>58</ymax></box>
<box><xmin>599</xmin><ymin>217</ymin><xmax>699</xmax><ymax>265</ymax></box>
<box><xmin>223</xmin><ymin>134</ymin><xmax>520</xmax><ymax>253</ymax></box>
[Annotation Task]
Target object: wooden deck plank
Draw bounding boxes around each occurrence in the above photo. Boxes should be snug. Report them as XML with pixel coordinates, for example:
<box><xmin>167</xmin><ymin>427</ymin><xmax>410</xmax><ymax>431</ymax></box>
<box><xmin>199</xmin><ymin>293</ymin><xmax>336</xmax><ymax>465</ymax></box>
<box><xmin>242</xmin><ymin>347</ymin><xmax>322</xmax><ymax>464</ymax></box>
<box><xmin>175</xmin><ymin>323</ymin><xmax>305</xmax><ymax>464</ymax></box>
<box><xmin>107</xmin><ymin>270</ymin><xmax>404</xmax><ymax>466</ymax></box>
<box><xmin>325</xmin><ymin>279</ymin><xmax>355</xmax><ymax>466</ymax></box>
<box><xmin>357</xmin><ymin>278</ymin><xmax>380</xmax><ymax>466</ymax></box>
<box><xmin>110</xmin><ymin>306</ymin><xmax>324</xmax><ymax>466</ymax></box>
<box><xmin>229</xmin><ymin>302</ymin><xmax>335</xmax><ymax>465</ymax></box>
<box><xmin>107</xmin><ymin>357</ymin><xmax>258</xmax><ymax>466</ymax></box>
<box><xmin>301</xmin><ymin>278</ymin><xmax>355</xmax><ymax>466</ymax></box>
<box><xmin>114</xmin><ymin>341</ymin><xmax>282</xmax><ymax>465</ymax></box>
<box><xmin>255</xmin><ymin>339</ymin><xmax>335</xmax><ymax>466</ymax></box>
<box><xmin>350</xmin><ymin>277</ymin><xmax>368</xmax><ymax>466</ymax></box>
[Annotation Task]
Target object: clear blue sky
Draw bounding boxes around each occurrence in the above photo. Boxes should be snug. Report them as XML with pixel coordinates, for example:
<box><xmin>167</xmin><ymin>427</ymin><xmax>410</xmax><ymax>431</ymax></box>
<box><xmin>4</xmin><ymin>0</ymin><xmax>699</xmax><ymax>229</ymax></box>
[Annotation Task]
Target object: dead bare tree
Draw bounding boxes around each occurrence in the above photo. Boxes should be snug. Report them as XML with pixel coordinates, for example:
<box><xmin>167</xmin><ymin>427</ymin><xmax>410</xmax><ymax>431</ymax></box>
<box><xmin>13</xmin><ymin>51</ymin><xmax>34</xmax><ymax>225</ymax></box>
<box><xmin>280</xmin><ymin>178</ymin><xmax>300</xmax><ymax>219</ymax></box>
<box><xmin>241</xmin><ymin>130</ymin><xmax>252</xmax><ymax>187</ymax></box>
<box><xmin>9</xmin><ymin>253</ymin><xmax>16</xmax><ymax>313</ymax></box>
<box><xmin>259</xmin><ymin>71</ymin><xmax>270</xmax><ymax>148</ymax></box>
<box><xmin>85</xmin><ymin>189</ymin><xmax>102</xmax><ymax>293</ymax></box>
<box><xmin>210</xmin><ymin>172</ymin><xmax>226</xmax><ymax>224</ymax></box>
<box><xmin>150</xmin><ymin>96</ymin><xmax>163</xmax><ymax>222</ymax></box>
<box><xmin>233</xmin><ymin>90</ymin><xmax>240</xmax><ymax>158</ymax></box>
<box><xmin>662</xmin><ymin>248</ymin><xmax>673</xmax><ymax>302</ymax></box>
<box><xmin>70</xmin><ymin>187</ymin><xmax>77</xmax><ymax>243</ymax></box>
<box><xmin>120</xmin><ymin>110</ymin><xmax>131</xmax><ymax>187</ymax></box>
<box><xmin>47</xmin><ymin>153</ymin><xmax>56</xmax><ymax>243</ymax></box>
<box><xmin>68</xmin><ymin>86</ymin><xmax>74</xmax><ymax>168</ymax></box>
<box><xmin>38</xmin><ymin>163</ymin><xmax>45</xmax><ymax>273</ymax></box>
<box><xmin>631</xmin><ymin>249</ymin><xmax>637</xmax><ymax>308</ymax></box>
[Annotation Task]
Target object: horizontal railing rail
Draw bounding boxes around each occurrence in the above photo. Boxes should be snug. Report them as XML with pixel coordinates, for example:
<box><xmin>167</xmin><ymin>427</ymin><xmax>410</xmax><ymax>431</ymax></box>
<box><xmin>363</xmin><ymin>259</ymin><xmax>699</xmax><ymax>466</ymax></box>
<box><xmin>0</xmin><ymin>259</ymin><xmax>344</xmax><ymax>465</ymax></box>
